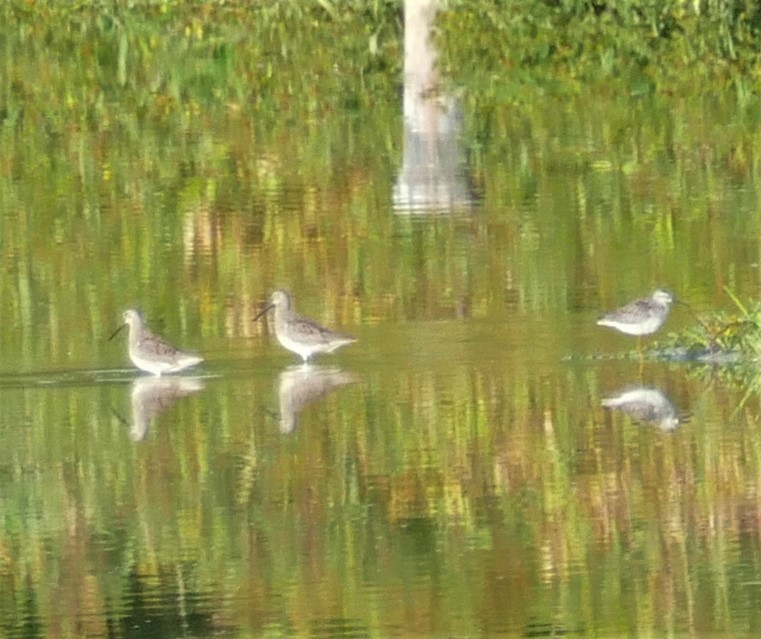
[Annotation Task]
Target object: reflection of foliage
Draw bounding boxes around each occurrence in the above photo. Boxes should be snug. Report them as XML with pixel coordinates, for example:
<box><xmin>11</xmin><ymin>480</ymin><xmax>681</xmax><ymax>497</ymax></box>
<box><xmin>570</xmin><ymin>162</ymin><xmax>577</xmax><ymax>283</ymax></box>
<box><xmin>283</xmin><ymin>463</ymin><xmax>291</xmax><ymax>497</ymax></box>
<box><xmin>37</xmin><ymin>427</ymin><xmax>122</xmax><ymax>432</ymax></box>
<box><xmin>3</xmin><ymin>3</ymin><xmax>761</xmax><ymax>634</ymax></box>
<box><xmin>0</xmin><ymin>0</ymin><xmax>404</xmax><ymax>351</ymax></box>
<box><xmin>437</xmin><ymin>0</ymin><xmax>761</xmax><ymax>96</ymax></box>
<box><xmin>2</xmin><ymin>1</ymin><xmax>402</xmax><ymax>129</ymax></box>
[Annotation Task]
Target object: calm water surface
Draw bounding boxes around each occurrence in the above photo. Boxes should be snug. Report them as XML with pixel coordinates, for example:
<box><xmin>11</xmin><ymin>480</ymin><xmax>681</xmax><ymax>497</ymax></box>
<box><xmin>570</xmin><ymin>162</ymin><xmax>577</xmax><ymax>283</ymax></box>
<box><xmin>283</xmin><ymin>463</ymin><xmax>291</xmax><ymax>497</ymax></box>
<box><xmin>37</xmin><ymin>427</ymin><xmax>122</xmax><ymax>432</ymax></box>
<box><xmin>0</xmin><ymin>302</ymin><xmax>753</xmax><ymax>637</ymax></box>
<box><xmin>3</xmin><ymin>6</ymin><xmax>761</xmax><ymax>639</ymax></box>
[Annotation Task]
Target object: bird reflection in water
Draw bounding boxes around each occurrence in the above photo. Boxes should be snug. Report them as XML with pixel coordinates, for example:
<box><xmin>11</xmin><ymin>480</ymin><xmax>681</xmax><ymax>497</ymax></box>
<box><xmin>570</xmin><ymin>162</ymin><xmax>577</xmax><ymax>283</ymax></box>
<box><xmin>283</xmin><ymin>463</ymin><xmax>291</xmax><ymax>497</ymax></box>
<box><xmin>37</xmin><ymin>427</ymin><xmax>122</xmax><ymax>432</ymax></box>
<box><xmin>126</xmin><ymin>377</ymin><xmax>205</xmax><ymax>442</ymax></box>
<box><xmin>601</xmin><ymin>387</ymin><xmax>683</xmax><ymax>432</ymax></box>
<box><xmin>277</xmin><ymin>366</ymin><xmax>358</xmax><ymax>434</ymax></box>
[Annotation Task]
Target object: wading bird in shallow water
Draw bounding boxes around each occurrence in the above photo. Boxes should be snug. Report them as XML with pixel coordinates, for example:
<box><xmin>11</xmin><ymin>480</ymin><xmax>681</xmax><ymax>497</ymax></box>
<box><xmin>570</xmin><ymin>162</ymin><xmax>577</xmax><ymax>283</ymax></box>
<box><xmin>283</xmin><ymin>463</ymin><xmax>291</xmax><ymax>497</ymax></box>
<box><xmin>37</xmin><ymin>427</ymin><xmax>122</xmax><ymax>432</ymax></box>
<box><xmin>253</xmin><ymin>290</ymin><xmax>356</xmax><ymax>363</ymax></box>
<box><xmin>597</xmin><ymin>289</ymin><xmax>675</xmax><ymax>352</ymax></box>
<box><xmin>109</xmin><ymin>309</ymin><xmax>203</xmax><ymax>376</ymax></box>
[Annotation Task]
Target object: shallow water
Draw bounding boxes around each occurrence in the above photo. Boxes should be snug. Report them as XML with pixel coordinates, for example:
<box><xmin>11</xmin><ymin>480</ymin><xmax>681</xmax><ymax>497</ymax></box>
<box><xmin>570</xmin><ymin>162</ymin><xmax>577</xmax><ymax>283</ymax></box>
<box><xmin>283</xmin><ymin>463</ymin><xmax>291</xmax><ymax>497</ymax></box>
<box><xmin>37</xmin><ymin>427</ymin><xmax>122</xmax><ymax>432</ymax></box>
<box><xmin>0</xmin><ymin>307</ymin><xmax>755</xmax><ymax>637</ymax></box>
<box><xmin>3</xmin><ymin>4</ymin><xmax>761</xmax><ymax>638</ymax></box>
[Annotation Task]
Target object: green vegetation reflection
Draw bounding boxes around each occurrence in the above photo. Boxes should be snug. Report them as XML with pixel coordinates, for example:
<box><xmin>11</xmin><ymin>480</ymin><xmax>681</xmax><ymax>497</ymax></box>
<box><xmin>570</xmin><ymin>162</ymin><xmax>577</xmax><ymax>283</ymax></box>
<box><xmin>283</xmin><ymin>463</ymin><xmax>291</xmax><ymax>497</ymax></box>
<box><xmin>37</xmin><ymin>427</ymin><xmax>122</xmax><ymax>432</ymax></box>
<box><xmin>2</xmin><ymin>1</ymin><xmax>761</xmax><ymax>638</ymax></box>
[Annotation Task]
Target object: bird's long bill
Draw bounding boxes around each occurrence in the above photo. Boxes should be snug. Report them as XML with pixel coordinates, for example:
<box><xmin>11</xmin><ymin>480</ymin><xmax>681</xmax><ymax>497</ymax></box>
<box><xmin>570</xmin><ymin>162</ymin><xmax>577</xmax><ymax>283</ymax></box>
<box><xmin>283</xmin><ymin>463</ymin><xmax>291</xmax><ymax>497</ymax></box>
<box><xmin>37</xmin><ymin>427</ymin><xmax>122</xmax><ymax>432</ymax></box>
<box><xmin>108</xmin><ymin>323</ymin><xmax>127</xmax><ymax>342</ymax></box>
<box><xmin>252</xmin><ymin>302</ymin><xmax>275</xmax><ymax>323</ymax></box>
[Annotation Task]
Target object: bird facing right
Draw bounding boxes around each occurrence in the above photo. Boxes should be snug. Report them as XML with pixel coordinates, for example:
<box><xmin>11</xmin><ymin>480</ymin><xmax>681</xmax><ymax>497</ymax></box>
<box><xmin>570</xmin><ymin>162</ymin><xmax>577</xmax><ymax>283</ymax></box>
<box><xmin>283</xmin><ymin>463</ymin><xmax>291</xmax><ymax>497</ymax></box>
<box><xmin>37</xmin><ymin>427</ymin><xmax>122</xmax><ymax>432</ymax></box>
<box><xmin>597</xmin><ymin>289</ymin><xmax>674</xmax><ymax>337</ymax></box>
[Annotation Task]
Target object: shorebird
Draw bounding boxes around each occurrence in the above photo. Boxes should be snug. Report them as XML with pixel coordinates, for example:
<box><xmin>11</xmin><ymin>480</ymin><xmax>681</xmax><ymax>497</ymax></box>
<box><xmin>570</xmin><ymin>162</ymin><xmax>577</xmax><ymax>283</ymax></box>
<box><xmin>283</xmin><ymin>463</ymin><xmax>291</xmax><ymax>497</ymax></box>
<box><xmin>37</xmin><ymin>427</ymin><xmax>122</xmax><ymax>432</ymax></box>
<box><xmin>109</xmin><ymin>309</ymin><xmax>203</xmax><ymax>376</ymax></box>
<box><xmin>597</xmin><ymin>289</ymin><xmax>674</xmax><ymax>351</ymax></box>
<box><xmin>253</xmin><ymin>290</ymin><xmax>356</xmax><ymax>363</ymax></box>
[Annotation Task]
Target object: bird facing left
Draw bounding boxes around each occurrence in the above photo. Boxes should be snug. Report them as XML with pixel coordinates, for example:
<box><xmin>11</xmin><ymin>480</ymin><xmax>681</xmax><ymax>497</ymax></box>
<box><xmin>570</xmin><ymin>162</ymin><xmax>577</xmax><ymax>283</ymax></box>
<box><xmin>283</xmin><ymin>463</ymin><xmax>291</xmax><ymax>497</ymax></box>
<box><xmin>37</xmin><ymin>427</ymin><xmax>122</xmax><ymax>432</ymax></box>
<box><xmin>109</xmin><ymin>309</ymin><xmax>203</xmax><ymax>376</ymax></box>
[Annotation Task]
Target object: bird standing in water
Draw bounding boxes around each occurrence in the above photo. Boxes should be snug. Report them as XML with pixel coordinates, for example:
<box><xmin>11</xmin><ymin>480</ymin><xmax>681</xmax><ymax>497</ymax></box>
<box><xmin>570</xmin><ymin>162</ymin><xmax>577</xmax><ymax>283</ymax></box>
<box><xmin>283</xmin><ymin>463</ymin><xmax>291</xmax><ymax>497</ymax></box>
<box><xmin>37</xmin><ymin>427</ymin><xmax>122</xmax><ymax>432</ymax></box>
<box><xmin>253</xmin><ymin>290</ymin><xmax>356</xmax><ymax>363</ymax></box>
<box><xmin>109</xmin><ymin>309</ymin><xmax>203</xmax><ymax>376</ymax></box>
<box><xmin>597</xmin><ymin>289</ymin><xmax>675</xmax><ymax>355</ymax></box>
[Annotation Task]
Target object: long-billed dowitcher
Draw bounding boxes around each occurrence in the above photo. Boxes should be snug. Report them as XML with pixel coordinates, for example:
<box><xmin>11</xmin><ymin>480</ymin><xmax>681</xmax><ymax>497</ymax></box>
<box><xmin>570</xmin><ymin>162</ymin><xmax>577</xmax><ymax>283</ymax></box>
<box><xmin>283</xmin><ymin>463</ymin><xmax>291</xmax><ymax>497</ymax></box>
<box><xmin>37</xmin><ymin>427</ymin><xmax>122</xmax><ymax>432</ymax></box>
<box><xmin>597</xmin><ymin>289</ymin><xmax>674</xmax><ymax>337</ymax></box>
<box><xmin>253</xmin><ymin>290</ymin><xmax>356</xmax><ymax>363</ymax></box>
<box><xmin>109</xmin><ymin>309</ymin><xmax>203</xmax><ymax>376</ymax></box>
